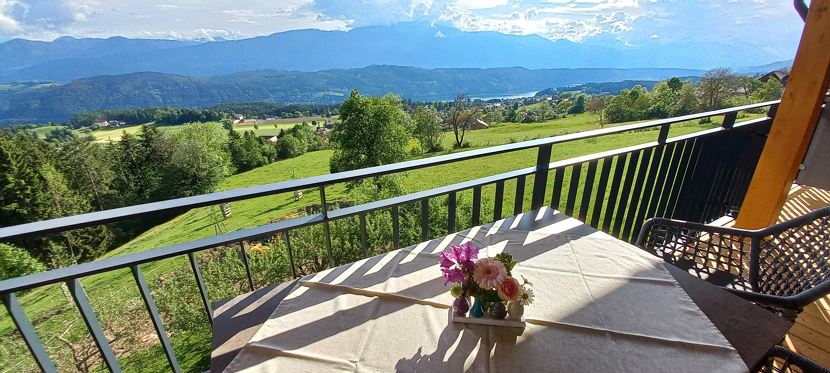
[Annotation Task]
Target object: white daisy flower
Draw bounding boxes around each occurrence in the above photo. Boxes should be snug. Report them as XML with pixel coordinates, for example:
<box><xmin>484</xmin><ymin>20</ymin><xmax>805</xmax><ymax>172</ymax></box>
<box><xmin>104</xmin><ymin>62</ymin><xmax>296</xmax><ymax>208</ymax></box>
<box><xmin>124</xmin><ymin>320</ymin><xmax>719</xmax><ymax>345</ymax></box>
<box><xmin>519</xmin><ymin>285</ymin><xmax>535</xmax><ymax>306</ymax></box>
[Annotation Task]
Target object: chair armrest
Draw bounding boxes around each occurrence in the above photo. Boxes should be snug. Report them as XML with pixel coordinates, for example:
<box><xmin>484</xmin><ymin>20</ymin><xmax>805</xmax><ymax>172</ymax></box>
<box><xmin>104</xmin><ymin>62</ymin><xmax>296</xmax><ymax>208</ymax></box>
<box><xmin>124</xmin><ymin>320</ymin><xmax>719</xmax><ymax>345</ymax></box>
<box><xmin>637</xmin><ymin>217</ymin><xmax>756</xmax><ymax>286</ymax></box>
<box><xmin>758</xmin><ymin>345</ymin><xmax>830</xmax><ymax>373</ymax></box>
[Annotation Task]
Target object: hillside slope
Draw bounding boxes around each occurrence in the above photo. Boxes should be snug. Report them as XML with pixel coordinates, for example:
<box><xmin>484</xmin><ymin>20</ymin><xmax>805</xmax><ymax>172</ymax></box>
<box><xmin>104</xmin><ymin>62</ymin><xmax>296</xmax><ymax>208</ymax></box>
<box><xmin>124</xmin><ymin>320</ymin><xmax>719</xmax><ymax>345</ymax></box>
<box><xmin>0</xmin><ymin>66</ymin><xmax>703</xmax><ymax>124</ymax></box>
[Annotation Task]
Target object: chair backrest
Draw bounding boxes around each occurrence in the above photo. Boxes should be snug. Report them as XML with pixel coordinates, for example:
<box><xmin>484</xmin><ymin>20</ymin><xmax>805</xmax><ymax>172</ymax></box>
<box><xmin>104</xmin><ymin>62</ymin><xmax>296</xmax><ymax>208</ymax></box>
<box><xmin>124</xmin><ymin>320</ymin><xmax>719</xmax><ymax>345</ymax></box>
<box><xmin>753</xmin><ymin>207</ymin><xmax>830</xmax><ymax>297</ymax></box>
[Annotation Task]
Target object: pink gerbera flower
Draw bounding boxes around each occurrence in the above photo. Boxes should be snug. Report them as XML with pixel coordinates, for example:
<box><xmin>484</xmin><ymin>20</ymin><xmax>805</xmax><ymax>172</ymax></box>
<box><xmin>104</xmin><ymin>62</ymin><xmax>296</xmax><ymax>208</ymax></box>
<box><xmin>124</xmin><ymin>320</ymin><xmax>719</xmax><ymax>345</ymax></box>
<box><xmin>473</xmin><ymin>258</ymin><xmax>507</xmax><ymax>289</ymax></box>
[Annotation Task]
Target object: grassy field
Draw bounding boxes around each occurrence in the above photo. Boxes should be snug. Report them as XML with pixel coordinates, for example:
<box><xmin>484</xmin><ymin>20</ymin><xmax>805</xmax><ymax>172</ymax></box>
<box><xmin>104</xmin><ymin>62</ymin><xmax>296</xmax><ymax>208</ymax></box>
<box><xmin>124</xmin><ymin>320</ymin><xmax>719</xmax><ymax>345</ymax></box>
<box><xmin>0</xmin><ymin>111</ymin><xmax>765</xmax><ymax>372</ymax></box>
<box><xmin>87</xmin><ymin>120</ymin><xmax>320</xmax><ymax>142</ymax></box>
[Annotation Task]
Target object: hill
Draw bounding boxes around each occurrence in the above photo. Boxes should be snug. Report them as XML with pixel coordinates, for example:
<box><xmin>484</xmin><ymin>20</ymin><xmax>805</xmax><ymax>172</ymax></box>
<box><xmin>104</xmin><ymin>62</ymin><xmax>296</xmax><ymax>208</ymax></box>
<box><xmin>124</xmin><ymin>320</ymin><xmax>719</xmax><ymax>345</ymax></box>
<box><xmin>0</xmin><ymin>23</ymin><xmax>788</xmax><ymax>82</ymax></box>
<box><xmin>0</xmin><ymin>66</ymin><xmax>703</xmax><ymax>124</ymax></box>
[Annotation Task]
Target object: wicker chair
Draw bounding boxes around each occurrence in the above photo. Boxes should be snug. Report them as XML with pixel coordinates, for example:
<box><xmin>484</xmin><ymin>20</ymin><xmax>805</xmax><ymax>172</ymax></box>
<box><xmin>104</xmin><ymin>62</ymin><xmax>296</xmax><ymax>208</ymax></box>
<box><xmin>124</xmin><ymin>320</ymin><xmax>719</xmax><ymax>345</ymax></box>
<box><xmin>755</xmin><ymin>345</ymin><xmax>830</xmax><ymax>373</ymax></box>
<box><xmin>636</xmin><ymin>207</ymin><xmax>830</xmax><ymax>320</ymax></box>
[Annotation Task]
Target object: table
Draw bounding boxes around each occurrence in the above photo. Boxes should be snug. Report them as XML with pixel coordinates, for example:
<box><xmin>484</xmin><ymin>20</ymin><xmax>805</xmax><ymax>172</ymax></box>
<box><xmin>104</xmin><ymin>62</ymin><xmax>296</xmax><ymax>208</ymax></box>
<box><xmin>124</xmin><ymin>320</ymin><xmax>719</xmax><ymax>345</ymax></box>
<box><xmin>222</xmin><ymin>208</ymin><xmax>791</xmax><ymax>372</ymax></box>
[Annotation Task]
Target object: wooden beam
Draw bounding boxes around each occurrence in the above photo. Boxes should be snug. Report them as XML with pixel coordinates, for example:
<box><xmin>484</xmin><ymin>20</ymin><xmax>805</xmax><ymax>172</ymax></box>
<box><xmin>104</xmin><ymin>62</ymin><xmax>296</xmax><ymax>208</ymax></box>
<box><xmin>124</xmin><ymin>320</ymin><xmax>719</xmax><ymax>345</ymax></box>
<box><xmin>735</xmin><ymin>0</ymin><xmax>830</xmax><ymax>229</ymax></box>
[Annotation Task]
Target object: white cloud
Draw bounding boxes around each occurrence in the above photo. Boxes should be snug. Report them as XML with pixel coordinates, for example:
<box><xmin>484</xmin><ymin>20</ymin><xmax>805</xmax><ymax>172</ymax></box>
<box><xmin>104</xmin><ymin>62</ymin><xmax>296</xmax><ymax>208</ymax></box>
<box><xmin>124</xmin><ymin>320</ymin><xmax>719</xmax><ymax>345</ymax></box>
<box><xmin>0</xmin><ymin>0</ymin><xmax>21</xmax><ymax>34</ymax></box>
<box><xmin>0</xmin><ymin>0</ymin><xmax>803</xmax><ymax>64</ymax></box>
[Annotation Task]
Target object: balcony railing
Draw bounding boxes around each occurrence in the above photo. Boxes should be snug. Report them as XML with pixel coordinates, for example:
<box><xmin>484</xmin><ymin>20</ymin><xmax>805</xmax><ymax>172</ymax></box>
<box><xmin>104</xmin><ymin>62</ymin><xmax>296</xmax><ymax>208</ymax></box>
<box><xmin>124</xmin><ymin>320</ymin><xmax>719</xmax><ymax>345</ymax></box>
<box><xmin>0</xmin><ymin>100</ymin><xmax>779</xmax><ymax>372</ymax></box>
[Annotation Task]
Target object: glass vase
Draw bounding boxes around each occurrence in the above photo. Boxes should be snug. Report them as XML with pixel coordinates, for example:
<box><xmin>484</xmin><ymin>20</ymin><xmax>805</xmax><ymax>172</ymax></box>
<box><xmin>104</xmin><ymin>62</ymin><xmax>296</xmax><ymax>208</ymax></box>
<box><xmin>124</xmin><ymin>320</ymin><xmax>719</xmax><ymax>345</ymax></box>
<box><xmin>470</xmin><ymin>297</ymin><xmax>485</xmax><ymax>318</ymax></box>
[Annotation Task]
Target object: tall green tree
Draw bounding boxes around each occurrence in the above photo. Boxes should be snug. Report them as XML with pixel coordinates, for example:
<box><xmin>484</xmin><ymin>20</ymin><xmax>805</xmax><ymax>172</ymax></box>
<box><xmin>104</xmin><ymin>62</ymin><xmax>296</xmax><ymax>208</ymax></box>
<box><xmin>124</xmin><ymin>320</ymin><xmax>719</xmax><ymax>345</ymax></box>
<box><xmin>568</xmin><ymin>95</ymin><xmax>586</xmax><ymax>114</ymax></box>
<box><xmin>329</xmin><ymin>90</ymin><xmax>411</xmax><ymax>173</ymax></box>
<box><xmin>163</xmin><ymin>123</ymin><xmax>232</xmax><ymax>197</ymax></box>
<box><xmin>412</xmin><ymin>106</ymin><xmax>444</xmax><ymax>153</ymax></box>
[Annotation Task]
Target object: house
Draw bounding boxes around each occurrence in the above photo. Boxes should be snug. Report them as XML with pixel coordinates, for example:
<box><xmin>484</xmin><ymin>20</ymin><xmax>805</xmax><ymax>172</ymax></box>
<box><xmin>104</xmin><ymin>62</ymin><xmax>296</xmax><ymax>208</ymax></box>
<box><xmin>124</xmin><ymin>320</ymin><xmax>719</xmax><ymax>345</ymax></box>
<box><xmin>759</xmin><ymin>70</ymin><xmax>789</xmax><ymax>85</ymax></box>
<box><xmin>469</xmin><ymin>118</ymin><xmax>489</xmax><ymax>130</ymax></box>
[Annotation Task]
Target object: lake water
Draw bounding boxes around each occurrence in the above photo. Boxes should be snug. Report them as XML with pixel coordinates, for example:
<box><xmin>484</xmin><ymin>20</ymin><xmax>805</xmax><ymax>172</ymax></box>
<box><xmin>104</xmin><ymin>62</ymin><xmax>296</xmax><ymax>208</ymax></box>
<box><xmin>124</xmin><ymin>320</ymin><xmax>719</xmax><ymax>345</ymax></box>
<box><xmin>469</xmin><ymin>91</ymin><xmax>539</xmax><ymax>100</ymax></box>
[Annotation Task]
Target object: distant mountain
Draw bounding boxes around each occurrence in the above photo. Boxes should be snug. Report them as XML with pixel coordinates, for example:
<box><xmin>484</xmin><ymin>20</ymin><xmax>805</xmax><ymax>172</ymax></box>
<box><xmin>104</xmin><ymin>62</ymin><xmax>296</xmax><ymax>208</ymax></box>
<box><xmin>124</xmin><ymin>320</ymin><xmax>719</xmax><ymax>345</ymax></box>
<box><xmin>0</xmin><ymin>65</ymin><xmax>703</xmax><ymax>124</ymax></box>
<box><xmin>0</xmin><ymin>23</ymin><xmax>786</xmax><ymax>83</ymax></box>
<box><xmin>738</xmin><ymin>59</ymin><xmax>793</xmax><ymax>75</ymax></box>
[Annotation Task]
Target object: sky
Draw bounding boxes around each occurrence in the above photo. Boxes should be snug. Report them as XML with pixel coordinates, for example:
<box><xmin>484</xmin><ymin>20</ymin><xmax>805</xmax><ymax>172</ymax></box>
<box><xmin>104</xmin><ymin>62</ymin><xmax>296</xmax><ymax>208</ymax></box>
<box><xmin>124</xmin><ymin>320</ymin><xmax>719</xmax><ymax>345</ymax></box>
<box><xmin>0</xmin><ymin>0</ymin><xmax>805</xmax><ymax>57</ymax></box>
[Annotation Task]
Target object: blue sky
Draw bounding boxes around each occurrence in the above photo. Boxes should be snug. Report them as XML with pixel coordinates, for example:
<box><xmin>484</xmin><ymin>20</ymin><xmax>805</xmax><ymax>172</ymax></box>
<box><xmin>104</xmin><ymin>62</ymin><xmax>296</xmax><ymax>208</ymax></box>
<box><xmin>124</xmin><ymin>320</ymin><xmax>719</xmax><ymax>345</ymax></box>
<box><xmin>0</xmin><ymin>0</ymin><xmax>805</xmax><ymax>59</ymax></box>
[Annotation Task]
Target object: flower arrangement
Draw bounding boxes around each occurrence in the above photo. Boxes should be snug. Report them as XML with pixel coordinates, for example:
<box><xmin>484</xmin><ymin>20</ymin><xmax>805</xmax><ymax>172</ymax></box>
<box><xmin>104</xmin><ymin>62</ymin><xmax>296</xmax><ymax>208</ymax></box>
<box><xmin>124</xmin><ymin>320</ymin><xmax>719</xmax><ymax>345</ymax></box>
<box><xmin>440</xmin><ymin>242</ymin><xmax>534</xmax><ymax>320</ymax></box>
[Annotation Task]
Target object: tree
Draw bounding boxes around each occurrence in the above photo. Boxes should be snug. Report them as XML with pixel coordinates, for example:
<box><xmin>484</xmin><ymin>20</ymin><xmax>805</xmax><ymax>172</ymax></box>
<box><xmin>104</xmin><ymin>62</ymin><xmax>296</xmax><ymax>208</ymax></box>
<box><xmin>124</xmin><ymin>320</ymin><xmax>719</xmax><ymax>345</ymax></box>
<box><xmin>667</xmin><ymin>77</ymin><xmax>683</xmax><ymax>92</ymax></box>
<box><xmin>329</xmin><ymin>90</ymin><xmax>411</xmax><ymax>173</ymax></box>
<box><xmin>446</xmin><ymin>93</ymin><xmax>482</xmax><ymax>148</ymax></box>
<box><xmin>569</xmin><ymin>95</ymin><xmax>586</xmax><ymax>114</ymax></box>
<box><xmin>228</xmin><ymin>129</ymin><xmax>276</xmax><ymax>172</ymax></box>
<box><xmin>276</xmin><ymin>134</ymin><xmax>307</xmax><ymax>159</ymax></box>
<box><xmin>737</xmin><ymin>76</ymin><xmax>762</xmax><ymax>99</ymax></box>
<box><xmin>54</xmin><ymin>139</ymin><xmax>115</xmax><ymax>211</ymax></box>
<box><xmin>412</xmin><ymin>106</ymin><xmax>444</xmax><ymax>153</ymax></box>
<box><xmin>698</xmin><ymin>68</ymin><xmax>738</xmax><ymax>110</ymax></box>
<box><xmin>752</xmin><ymin>78</ymin><xmax>784</xmax><ymax>102</ymax></box>
<box><xmin>586</xmin><ymin>95</ymin><xmax>611</xmax><ymax>127</ymax></box>
<box><xmin>672</xmin><ymin>82</ymin><xmax>701</xmax><ymax>116</ymax></box>
<box><xmin>0</xmin><ymin>132</ymin><xmax>53</xmax><ymax>227</ymax></box>
<box><xmin>163</xmin><ymin>123</ymin><xmax>231</xmax><ymax>197</ymax></box>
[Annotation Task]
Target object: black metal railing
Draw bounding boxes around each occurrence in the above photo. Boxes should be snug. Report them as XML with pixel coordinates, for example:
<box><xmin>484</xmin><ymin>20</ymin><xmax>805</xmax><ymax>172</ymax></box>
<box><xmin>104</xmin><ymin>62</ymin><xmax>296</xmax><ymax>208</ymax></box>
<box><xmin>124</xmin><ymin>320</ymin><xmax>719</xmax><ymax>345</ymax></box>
<box><xmin>0</xmin><ymin>100</ymin><xmax>779</xmax><ymax>372</ymax></box>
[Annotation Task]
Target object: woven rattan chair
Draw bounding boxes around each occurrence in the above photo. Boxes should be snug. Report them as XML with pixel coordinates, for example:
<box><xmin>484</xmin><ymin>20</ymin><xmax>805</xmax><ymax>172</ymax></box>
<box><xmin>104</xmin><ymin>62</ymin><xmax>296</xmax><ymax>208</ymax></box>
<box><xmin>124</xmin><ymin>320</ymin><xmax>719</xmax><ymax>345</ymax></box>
<box><xmin>755</xmin><ymin>345</ymin><xmax>830</xmax><ymax>373</ymax></box>
<box><xmin>636</xmin><ymin>207</ymin><xmax>830</xmax><ymax>320</ymax></box>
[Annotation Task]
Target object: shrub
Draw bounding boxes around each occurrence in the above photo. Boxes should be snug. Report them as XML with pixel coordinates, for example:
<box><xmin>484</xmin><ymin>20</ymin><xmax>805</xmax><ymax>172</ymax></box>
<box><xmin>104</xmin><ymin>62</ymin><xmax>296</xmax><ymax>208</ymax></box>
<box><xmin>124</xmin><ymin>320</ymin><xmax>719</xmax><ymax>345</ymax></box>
<box><xmin>276</xmin><ymin>134</ymin><xmax>308</xmax><ymax>159</ymax></box>
<box><xmin>0</xmin><ymin>244</ymin><xmax>46</xmax><ymax>280</ymax></box>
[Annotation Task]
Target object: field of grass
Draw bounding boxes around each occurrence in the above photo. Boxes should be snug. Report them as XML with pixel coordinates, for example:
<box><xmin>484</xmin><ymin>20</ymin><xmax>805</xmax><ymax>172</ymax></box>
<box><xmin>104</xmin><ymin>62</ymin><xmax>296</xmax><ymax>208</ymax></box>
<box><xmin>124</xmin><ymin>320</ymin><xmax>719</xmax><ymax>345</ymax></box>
<box><xmin>0</xmin><ymin>111</ymin><xmax>765</xmax><ymax>372</ymax></box>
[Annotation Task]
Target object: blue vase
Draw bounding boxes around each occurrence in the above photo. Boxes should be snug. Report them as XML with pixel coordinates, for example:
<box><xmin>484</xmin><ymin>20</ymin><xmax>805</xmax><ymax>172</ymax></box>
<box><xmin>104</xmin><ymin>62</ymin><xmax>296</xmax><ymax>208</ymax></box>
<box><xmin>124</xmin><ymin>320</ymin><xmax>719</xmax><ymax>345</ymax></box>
<box><xmin>470</xmin><ymin>297</ymin><xmax>485</xmax><ymax>318</ymax></box>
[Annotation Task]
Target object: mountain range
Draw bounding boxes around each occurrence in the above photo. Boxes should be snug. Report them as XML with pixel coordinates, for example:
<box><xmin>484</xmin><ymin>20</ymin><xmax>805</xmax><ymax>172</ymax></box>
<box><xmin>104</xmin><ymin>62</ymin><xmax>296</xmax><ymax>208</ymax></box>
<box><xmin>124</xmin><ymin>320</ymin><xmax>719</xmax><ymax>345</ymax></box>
<box><xmin>0</xmin><ymin>23</ymin><xmax>791</xmax><ymax>83</ymax></box>
<box><xmin>0</xmin><ymin>65</ymin><xmax>705</xmax><ymax>124</ymax></box>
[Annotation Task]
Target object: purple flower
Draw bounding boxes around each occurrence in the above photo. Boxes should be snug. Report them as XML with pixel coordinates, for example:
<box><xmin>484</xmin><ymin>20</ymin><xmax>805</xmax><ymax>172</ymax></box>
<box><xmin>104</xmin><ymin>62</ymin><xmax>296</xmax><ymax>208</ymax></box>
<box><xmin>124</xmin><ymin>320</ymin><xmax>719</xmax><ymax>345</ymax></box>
<box><xmin>439</xmin><ymin>242</ymin><xmax>480</xmax><ymax>286</ymax></box>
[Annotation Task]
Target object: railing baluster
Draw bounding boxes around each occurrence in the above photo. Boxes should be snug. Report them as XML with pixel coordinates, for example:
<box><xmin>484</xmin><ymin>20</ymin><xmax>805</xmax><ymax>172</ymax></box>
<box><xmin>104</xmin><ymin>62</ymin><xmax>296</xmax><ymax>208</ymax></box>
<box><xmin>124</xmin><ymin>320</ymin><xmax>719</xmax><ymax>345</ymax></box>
<box><xmin>630</xmin><ymin>146</ymin><xmax>663</xmax><ymax>242</ymax></box>
<box><xmin>513</xmin><ymin>175</ymin><xmax>526</xmax><ymax>216</ymax></box>
<box><xmin>531</xmin><ymin>144</ymin><xmax>553</xmax><ymax>210</ymax></box>
<box><xmin>2</xmin><ymin>293</ymin><xmax>57</xmax><ymax>373</ymax></box>
<box><xmin>672</xmin><ymin>139</ymin><xmax>705</xmax><ymax>219</ymax></box>
<box><xmin>601</xmin><ymin>155</ymin><xmax>627</xmax><ymax>231</ymax></box>
<box><xmin>767</xmin><ymin>103</ymin><xmax>779</xmax><ymax>119</ymax></box>
<box><xmin>578</xmin><ymin>160</ymin><xmax>598</xmax><ymax>222</ymax></box>
<box><xmin>565</xmin><ymin>163</ymin><xmax>582</xmax><ymax>216</ymax></box>
<box><xmin>664</xmin><ymin>140</ymin><xmax>697</xmax><ymax>219</ymax></box>
<box><xmin>284</xmin><ymin>231</ymin><xmax>297</xmax><ymax>278</ymax></box>
<box><xmin>656</xmin><ymin>141</ymin><xmax>686</xmax><ymax>218</ymax></box>
<box><xmin>657</xmin><ymin>124</ymin><xmax>671</xmax><ymax>144</ymax></box>
<box><xmin>472</xmin><ymin>186</ymin><xmax>482</xmax><ymax>226</ymax></box>
<box><xmin>420</xmin><ymin>199</ymin><xmax>430</xmax><ymax>241</ymax></box>
<box><xmin>721</xmin><ymin>112</ymin><xmax>738</xmax><ymax>129</ymax></box>
<box><xmin>590</xmin><ymin>157</ymin><xmax>612</xmax><ymax>229</ymax></box>
<box><xmin>551</xmin><ymin>167</ymin><xmax>565</xmax><ymax>210</ymax></box>
<box><xmin>238</xmin><ymin>242</ymin><xmax>255</xmax><ymax>292</ymax></box>
<box><xmin>358</xmin><ymin>214</ymin><xmax>369</xmax><ymax>259</ymax></box>
<box><xmin>646</xmin><ymin>143</ymin><xmax>676</xmax><ymax>221</ymax></box>
<box><xmin>392</xmin><ymin>205</ymin><xmax>400</xmax><ymax>250</ymax></box>
<box><xmin>612</xmin><ymin>151</ymin><xmax>640</xmax><ymax>238</ymax></box>
<box><xmin>493</xmin><ymin>180</ymin><xmax>504</xmax><ymax>221</ymax></box>
<box><xmin>447</xmin><ymin>192</ymin><xmax>457</xmax><ymax>233</ymax></box>
<box><xmin>320</xmin><ymin>186</ymin><xmax>335</xmax><ymax>267</ymax></box>
<box><xmin>131</xmin><ymin>265</ymin><xmax>181</xmax><ymax>372</ymax></box>
<box><xmin>187</xmin><ymin>253</ymin><xmax>213</xmax><ymax>322</ymax></box>
<box><xmin>622</xmin><ymin>148</ymin><xmax>653</xmax><ymax>241</ymax></box>
<box><xmin>67</xmin><ymin>278</ymin><xmax>122</xmax><ymax>372</ymax></box>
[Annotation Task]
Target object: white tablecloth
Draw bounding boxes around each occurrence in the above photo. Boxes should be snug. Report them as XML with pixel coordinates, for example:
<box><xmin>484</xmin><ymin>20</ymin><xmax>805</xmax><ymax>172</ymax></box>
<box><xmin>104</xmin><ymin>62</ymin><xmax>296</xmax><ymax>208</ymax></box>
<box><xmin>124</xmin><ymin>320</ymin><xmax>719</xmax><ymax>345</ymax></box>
<box><xmin>224</xmin><ymin>207</ymin><xmax>747</xmax><ymax>372</ymax></box>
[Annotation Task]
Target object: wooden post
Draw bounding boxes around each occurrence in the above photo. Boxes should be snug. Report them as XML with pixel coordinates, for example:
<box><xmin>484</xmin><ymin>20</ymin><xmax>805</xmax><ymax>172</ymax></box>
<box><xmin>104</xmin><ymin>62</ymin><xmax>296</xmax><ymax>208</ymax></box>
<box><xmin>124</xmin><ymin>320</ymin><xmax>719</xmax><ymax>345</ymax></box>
<box><xmin>735</xmin><ymin>0</ymin><xmax>830</xmax><ymax>229</ymax></box>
